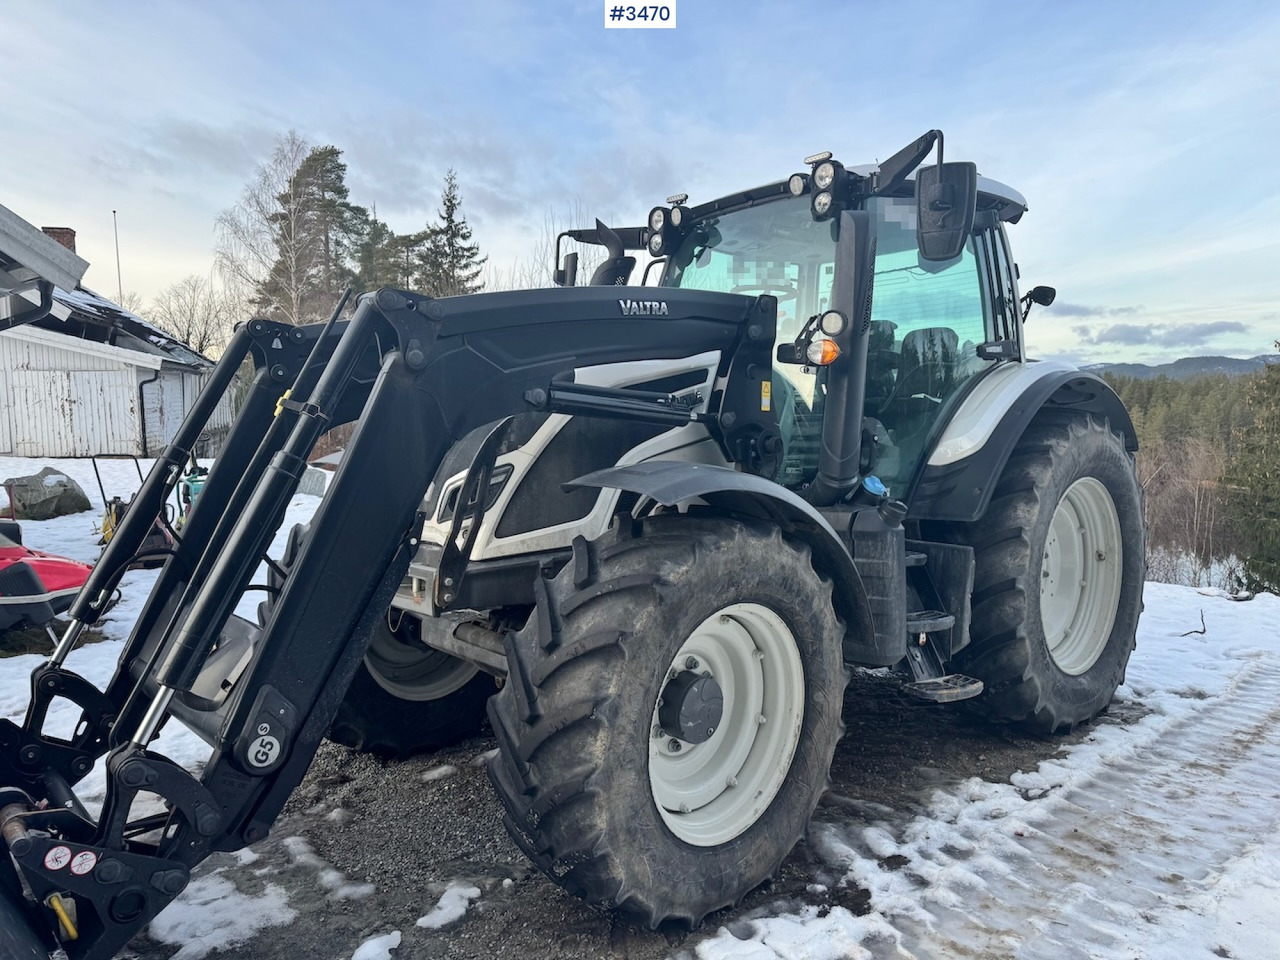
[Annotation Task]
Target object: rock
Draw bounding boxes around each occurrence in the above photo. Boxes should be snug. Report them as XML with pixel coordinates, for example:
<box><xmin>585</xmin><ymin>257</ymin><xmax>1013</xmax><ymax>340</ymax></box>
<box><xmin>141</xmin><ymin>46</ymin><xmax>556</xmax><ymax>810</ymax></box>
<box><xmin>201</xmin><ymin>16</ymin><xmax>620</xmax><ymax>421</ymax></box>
<box><xmin>2</xmin><ymin>467</ymin><xmax>92</xmax><ymax>520</ymax></box>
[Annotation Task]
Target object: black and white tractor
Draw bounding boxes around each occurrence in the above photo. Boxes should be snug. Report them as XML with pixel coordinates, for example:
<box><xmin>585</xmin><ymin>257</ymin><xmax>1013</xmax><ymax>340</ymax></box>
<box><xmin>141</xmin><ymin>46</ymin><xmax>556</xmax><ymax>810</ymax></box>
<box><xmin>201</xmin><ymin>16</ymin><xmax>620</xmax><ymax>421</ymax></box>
<box><xmin>0</xmin><ymin>131</ymin><xmax>1144</xmax><ymax>958</ymax></box>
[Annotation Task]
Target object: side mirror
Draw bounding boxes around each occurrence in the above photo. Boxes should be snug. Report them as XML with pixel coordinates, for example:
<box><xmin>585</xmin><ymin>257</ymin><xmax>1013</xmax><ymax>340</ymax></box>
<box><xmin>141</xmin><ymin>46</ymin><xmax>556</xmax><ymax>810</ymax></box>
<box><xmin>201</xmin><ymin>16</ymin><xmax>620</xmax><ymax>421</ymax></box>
<box><xmin>1020</xmin><ymin>284</ymin><xmax>1056</xmax><ymax>321</ymax></box>
<box><xmin>1027</xmin><ymin>285</ymin><xmax>1056</xmax><ymax>307</ymax></box>
<box><xmin>916</xmin><ymin>162</ymin><xmax>978</xmax><ymax>262</ymax></box>
<box><xmin>554</xmin><ymin>251</ymin><xmax>578</xmax><ymax>287</ymax></box>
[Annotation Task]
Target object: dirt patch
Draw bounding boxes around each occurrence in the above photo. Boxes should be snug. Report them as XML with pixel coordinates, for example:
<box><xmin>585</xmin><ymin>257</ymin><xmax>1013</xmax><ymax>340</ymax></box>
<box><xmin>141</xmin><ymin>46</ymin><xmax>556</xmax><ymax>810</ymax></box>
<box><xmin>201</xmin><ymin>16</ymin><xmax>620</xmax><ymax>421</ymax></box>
<box><xmin>122</xmin><ymin>671</ymin><xmax>1141</xmax><ymax>960</ymax></box>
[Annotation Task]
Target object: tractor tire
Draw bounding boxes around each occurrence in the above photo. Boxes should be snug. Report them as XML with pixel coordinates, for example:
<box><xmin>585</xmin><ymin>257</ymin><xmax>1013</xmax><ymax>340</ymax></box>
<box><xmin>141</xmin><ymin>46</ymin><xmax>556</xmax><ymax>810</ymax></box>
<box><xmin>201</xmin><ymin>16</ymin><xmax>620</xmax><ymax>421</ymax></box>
<box><xmin>487</xmin><ymin>516</ymin><xmax>846</xmax><ymax>927</ymax></box>
<box><xmin>260</xmin><ymin>524</ymin><xmax>495</xmax><ymax>759</ymax></box>
<box><xmin>945</xmin><ymin>415</ymin><xmax>1144</xmax><ymax>733</ymax></box>
<box><xmin>328</xmin><ymin>615</ymin><xmax>497</xmax><ymax>759</ymax></box>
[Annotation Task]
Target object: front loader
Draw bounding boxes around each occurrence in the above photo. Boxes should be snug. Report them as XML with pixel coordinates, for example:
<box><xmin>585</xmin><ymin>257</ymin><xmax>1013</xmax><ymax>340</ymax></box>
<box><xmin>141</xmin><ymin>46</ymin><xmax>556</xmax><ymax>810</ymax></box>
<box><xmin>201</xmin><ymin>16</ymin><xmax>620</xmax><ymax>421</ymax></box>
<box><xmin>0</xmin><ymin>131</ymin><xmax>1145</xmax><ymax>958</ymax></box>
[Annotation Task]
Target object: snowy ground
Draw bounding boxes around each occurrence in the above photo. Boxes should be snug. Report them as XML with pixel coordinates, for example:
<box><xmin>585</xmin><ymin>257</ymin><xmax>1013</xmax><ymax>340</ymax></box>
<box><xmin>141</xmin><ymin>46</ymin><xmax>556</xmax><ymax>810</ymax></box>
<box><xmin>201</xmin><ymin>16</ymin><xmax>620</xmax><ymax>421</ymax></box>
<box><xmin>3</xmin><ymin>456</ymin><xmax>1279</xmax><ymax>959</ymax></box>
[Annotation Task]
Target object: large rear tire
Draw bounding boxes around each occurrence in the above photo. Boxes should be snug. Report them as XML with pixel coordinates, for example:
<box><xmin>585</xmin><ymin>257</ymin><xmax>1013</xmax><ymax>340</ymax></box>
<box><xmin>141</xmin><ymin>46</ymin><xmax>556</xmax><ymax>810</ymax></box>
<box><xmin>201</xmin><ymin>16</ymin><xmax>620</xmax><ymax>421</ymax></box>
<box><xmin>487</xmin><ymin>516</ymin><xmax>846</xmax><ymax>927</ymax></box>
<box><xmin>943</xmin><ymin>415</ymin><xmax>1145</xmax><ymax>733</ymax></box>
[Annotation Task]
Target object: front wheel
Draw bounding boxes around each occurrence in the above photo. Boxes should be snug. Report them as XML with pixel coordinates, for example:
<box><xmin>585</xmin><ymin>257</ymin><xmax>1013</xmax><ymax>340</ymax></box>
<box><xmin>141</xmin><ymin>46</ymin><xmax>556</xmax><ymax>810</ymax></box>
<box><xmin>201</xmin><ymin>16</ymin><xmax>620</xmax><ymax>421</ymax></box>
<box><xmin>487</xmin><ymin>516</ymin><xmax>846</xmax><ymax>927</ymax></box>
<box><xmin>944</xmin><ymin>415</ymin><xmax>1145</xmax><ymax>733</ymax></box>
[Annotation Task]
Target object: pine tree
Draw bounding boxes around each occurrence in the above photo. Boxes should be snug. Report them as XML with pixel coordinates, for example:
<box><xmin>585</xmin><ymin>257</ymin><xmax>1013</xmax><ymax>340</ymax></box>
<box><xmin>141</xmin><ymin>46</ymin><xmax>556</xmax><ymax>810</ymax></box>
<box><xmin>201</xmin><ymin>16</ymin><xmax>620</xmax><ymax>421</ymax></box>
<box><xmin>414</xmin><ymin>170</ymin><xmax>486</xmax><ymax>298</ymax></box>
<box><xmin>252</xmin><ymin>144</ymin><xmax>366</xmax><ymax>322</ymax></box>
<box><xmin>1228</xmin><ymin>345</ymin><xmax>1280</xmax><ymax>593</ymax></box>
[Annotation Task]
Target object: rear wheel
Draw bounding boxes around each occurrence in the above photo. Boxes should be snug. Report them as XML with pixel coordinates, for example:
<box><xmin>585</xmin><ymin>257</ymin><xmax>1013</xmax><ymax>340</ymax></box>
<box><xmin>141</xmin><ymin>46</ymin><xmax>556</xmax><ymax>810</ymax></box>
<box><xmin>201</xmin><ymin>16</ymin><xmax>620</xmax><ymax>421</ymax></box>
<box><xmin>263</xmin><ymin>524</ymin><xmax>495</xmax><ymax>759</ymax></box>
<box><xmin>328</xmin><ymin>614</ymin><xmax>496</xmax><ymax>759</ymax></box>
<box><xmin>487</xmin><ymin>516</ymin><xmax>846</xmax><ymax>926</ymax></box>
<box><xmin>944</xmin><ymin>416</ymin><xmax>1144</xmax><ymax>733</ymax></box>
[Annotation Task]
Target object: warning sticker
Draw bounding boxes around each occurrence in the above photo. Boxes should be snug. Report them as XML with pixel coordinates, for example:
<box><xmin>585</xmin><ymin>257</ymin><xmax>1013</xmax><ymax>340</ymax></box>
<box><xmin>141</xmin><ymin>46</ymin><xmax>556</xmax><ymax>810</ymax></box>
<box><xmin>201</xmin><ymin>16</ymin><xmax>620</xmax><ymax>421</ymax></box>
<box><xmin>44</xmin><ymin>845</ymin><xmax>72</xmax><ymax>871</ymax></box>
<box><xmin>761</xmin><ymin>380</ymin><xmax>772</xmax><ymax>412</ymax></box>
<box><xmin>70</xmin><ymin>851</ymin><xmax>98</xmax><ymax>876</ymax></box>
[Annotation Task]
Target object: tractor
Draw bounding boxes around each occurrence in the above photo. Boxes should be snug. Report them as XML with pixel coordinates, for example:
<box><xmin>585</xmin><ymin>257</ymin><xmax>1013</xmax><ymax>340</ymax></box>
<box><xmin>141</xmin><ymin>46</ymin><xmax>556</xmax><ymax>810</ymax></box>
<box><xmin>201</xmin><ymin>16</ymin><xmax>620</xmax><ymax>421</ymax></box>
<box><xmin>0</xmin><ymin>130</ymin><xmax>1144</xmax><ymax>959</ymax></box>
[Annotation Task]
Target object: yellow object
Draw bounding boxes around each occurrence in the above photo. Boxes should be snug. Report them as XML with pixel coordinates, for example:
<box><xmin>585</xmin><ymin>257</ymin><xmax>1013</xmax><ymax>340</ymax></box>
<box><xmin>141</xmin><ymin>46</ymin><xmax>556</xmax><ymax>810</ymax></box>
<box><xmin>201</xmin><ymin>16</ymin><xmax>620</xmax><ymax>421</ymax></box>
<box><xmin>274</xmin><ymin>388</ymin><xmax>293</xmax><ymax>418</ymax></box>
<box><xmin>760</xmin><ymin>380</ymin><xmax>772</xmax><ymax>412</ymax></box>
<box><xmin>46</xmin><ymin>892</ymin><xmax>78</xmax><ymax>941</ymax></box>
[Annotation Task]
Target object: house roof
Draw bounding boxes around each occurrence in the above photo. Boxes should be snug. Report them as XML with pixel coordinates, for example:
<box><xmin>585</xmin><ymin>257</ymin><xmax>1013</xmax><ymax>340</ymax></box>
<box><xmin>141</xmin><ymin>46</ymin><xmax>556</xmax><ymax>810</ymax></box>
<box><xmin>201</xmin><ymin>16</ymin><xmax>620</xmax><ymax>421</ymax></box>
<box><xmin>35</xmin><ymin>285</ymin><xmax>213</xmax><ymax>369</ymax></box>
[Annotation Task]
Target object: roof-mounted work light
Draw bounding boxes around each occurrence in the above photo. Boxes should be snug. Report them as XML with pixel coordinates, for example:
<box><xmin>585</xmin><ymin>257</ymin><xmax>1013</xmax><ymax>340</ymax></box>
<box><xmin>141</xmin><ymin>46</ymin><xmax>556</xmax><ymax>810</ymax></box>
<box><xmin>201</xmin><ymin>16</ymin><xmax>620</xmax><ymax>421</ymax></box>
<box><xmin>804</xmin><ymin>151</ymin><xmax>848</xmax><ymax>222</ymax></box>
<box><xmin>647</xmin><ymin>194</ymin><xmax>692</xmax><ymax>256</ymax></box>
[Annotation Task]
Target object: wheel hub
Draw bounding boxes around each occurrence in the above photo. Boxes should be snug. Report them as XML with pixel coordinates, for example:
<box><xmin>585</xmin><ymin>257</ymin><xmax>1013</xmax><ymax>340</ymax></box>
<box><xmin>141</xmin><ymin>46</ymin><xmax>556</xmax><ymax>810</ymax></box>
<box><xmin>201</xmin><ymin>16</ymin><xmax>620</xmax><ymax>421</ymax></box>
<box><xmin>658</xmin><ymin>671</ymin><xmax>724</xmax><ymax>745</ymax></box>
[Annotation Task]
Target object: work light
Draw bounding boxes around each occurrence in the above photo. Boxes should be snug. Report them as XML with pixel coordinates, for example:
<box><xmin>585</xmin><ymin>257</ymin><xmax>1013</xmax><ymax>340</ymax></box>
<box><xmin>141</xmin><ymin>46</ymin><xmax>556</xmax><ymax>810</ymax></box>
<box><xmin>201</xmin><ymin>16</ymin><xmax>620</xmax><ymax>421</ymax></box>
<box><xmin>812</xmin><ymin>192</ymin><xmax>833</xmax><ymax>216</ymax></box>
<box><xmin>788</xmin><ymin>174</ymin><xmax>808</xmax><ymax>196</ymax></box>
<box><xmin>649</xmin><ymin>207</ymin><xmax>667</xmax><ymax>233</ymax></box>
<box><xmin>670</xmin><ymin>204</ymin><xmax>691</xmax><ymax>227</ymax></box>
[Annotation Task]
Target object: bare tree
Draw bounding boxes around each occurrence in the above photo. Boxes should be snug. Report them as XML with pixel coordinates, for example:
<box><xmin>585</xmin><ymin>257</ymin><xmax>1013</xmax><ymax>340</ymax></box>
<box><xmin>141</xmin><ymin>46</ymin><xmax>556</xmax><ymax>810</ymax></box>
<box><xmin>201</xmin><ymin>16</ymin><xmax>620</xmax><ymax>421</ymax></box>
<box><xmin>117</xmin><ymin>290</ymin><xmax>145</xmax><ymax>314</ymax></box>
<box><xmin>149</xmin><ymin>274</ymin><xmax>237</xmax><ymax>356</ymax></box>
<box><xmin>484</xmin><ymin>200</ymin><xmax>621</xmax><ymax>292</ymax></box>
<box><xmin>214</xmin><ymin>131</ymin><xmax>312</xmax><ymax>324</ymax></box>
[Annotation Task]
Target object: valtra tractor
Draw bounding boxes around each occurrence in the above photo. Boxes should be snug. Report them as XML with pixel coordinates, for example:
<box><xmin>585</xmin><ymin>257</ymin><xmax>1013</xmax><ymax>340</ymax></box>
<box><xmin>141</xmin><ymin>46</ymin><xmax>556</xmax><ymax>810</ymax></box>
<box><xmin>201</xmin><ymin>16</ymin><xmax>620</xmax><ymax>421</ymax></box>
<box><xmin>0</xmin><ymin>131</ymin><xmax>1143</xmax><ymax>959</ymax></box>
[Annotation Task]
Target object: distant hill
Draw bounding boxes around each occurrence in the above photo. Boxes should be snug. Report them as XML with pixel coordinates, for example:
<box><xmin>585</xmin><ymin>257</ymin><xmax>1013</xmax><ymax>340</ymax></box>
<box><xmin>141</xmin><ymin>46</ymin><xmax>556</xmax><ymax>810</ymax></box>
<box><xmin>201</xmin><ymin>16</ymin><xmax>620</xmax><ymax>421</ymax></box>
<box><xmin>1082</xmin><ymin>355</ymin><xmax>1280</xmax><ymax>381</ymax></box>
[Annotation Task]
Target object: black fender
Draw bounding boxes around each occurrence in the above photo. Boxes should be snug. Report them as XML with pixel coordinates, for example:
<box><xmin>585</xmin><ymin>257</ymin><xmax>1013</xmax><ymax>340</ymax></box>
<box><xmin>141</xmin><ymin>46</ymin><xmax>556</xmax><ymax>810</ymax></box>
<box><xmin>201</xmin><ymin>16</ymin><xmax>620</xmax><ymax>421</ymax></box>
<box><xmin>910</xmin><ymin>371</ymin><xmax>1139</xmax><ymax>523</ymax></box>
<box><xmin>567</xmin><ymin>460</ymin><xmax>888</xmax><ymax>665</ymax></box>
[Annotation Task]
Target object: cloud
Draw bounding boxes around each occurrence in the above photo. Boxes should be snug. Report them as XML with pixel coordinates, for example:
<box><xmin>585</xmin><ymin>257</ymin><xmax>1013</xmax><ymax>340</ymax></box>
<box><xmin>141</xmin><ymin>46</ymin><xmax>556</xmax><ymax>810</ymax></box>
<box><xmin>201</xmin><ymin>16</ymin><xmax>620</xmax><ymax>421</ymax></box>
<box><xmin>1047</xmin><ymin>302</ymin><xmax>1144</xmax><ymax>318</ymax></box>
<box><xmin>1082</xmin><ymin>320</ymin><xmax>1250</xmax><ymax>347</ymax></box>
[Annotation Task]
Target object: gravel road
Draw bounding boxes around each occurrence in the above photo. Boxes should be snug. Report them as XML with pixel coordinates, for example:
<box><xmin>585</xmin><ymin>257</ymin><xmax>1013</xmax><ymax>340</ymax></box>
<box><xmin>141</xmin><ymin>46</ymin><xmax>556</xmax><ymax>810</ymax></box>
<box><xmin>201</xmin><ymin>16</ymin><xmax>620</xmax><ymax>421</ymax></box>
<box><xmin>121</xmin><ymin>672</ymin><xmax>1108</xmax><ymax>960</ymax></box>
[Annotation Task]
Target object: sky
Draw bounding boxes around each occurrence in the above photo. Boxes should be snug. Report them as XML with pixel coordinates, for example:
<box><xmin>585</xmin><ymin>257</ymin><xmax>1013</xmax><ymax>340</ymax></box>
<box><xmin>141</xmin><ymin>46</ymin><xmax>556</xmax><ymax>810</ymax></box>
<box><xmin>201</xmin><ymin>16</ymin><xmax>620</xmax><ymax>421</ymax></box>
<box><xmin>4</xmin><ymin>0</ymin><xmax>1278</xmax><ymax>365</ymax></box>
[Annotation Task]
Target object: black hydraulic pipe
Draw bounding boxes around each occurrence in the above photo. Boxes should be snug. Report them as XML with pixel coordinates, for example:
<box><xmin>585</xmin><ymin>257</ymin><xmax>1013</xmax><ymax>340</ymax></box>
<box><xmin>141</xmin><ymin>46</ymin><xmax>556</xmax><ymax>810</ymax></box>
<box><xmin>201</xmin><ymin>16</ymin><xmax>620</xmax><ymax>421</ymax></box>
<box><xmin>156</xmin><ymin>300</ymin><xmax>384</xmax><ymax>693</ymax></box>
<box><xmin>806</xmin><ymin>210</ymin><xmax>876</xmax><ymax>506</ymax></box>
<box><xmin>69</xmin><ymin>322</ymin><xmax>255</xmax><ymax>624</ymax></box>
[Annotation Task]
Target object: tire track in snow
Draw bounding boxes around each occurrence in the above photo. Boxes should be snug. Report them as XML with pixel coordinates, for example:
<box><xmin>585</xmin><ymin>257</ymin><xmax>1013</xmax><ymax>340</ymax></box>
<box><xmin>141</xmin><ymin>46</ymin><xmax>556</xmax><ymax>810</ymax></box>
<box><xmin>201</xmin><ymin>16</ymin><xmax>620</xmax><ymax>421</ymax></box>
<box><xmin>834</xmin><ymin>656</ymin><xmax>1280</xmax><ymax>959</ymax></box>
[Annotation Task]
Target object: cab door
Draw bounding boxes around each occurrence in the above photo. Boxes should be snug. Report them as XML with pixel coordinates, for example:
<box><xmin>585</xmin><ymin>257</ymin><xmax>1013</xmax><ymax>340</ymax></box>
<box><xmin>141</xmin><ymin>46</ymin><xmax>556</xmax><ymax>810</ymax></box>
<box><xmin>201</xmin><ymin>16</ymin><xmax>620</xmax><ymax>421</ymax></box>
<box><xmin>861</xmin><ymin>196</ymin><xmax>998</xmax><ymax>498</ymax></box>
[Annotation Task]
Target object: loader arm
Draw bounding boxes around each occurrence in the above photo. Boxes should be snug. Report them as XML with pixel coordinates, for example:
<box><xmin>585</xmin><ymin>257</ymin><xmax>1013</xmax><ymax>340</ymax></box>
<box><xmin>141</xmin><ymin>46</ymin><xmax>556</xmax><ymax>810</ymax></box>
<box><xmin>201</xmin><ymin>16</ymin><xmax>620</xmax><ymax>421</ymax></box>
<box><xmin>0</xmin><ymin>284</ymin><xmax>777</xmax><ymax>960</ymax></box>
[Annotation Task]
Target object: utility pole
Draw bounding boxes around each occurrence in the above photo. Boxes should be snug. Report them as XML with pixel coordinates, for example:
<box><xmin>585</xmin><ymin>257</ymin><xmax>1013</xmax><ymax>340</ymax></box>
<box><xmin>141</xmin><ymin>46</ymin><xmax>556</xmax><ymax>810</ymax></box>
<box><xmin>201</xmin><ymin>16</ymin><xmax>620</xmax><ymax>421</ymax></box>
<box><xmin>112</xmin><ymin>210</ymin><xmax>123</xmax><ymax>304</ymax></box>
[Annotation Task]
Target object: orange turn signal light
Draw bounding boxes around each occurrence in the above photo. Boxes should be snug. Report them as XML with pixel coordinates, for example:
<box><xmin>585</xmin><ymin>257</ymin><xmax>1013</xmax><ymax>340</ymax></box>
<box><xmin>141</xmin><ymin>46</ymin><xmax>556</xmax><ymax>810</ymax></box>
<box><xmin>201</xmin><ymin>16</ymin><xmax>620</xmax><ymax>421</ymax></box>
<box><xmin>805</xmin><ymin>338</ymin><xmax>841</xmax><ymax>365</ymax></box>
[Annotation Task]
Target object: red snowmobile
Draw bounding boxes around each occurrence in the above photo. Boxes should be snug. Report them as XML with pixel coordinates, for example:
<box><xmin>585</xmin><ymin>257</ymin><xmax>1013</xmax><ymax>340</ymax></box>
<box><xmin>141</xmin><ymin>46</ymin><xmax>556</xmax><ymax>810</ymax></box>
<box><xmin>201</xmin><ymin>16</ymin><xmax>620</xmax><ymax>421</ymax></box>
<box><xmin>0</xmin><ymin>519</ymin><xmax>94</xmax><ymax>634</ymax></box>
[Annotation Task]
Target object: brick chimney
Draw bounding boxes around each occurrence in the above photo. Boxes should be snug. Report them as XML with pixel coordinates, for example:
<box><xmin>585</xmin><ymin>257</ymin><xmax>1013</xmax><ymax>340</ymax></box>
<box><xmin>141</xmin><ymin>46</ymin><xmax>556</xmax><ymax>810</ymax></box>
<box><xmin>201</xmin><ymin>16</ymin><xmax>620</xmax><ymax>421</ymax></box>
<box><xmin>41</xmin><ymin>227</ymin><xmax>77</xmax><ymax>254</ymax></box>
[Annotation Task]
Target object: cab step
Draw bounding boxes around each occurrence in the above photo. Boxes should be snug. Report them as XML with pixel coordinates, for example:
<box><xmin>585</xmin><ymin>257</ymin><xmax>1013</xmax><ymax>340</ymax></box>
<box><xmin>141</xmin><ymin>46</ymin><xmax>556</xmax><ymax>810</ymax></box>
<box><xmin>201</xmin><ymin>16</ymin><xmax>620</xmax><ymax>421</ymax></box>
<box><xmin>903</xmin><ymin>674</ymin><xmax>984</xmax><ymax>703</ymax></box>
<box><xmin>906</xmin><ymin>609</ymin><xmax>954</xmax><ymax>634</ymax></box>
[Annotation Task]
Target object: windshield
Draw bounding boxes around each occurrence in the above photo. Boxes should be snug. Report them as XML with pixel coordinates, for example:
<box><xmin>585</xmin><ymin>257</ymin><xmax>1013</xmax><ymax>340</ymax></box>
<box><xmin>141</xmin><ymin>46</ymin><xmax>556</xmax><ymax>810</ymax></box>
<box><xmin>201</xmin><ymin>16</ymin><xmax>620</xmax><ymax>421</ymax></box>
<box><xmin>663</xmin><ymin>195</ymin><xmax>836</xmax><ymax>488</ymax></box>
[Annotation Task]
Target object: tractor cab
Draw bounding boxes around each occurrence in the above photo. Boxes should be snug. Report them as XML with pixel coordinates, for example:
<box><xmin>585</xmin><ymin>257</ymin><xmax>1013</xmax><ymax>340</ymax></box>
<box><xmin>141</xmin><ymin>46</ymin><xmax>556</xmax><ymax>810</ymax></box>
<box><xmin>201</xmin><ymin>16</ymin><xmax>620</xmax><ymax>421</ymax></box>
<box><xmin>653</xmin><ymin>148</ymin><xmax>1031</xmax><ymax>503</ymax></box>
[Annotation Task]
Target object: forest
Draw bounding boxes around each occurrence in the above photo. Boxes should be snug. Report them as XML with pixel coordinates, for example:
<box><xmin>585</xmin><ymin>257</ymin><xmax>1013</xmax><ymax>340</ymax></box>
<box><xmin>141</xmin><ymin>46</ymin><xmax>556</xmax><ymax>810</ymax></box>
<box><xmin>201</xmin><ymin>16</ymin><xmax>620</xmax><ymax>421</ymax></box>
<box><xmin>1104</xmin><ymin>353</ymin><xmax>1280</xmax><ymax>594</ymax></box>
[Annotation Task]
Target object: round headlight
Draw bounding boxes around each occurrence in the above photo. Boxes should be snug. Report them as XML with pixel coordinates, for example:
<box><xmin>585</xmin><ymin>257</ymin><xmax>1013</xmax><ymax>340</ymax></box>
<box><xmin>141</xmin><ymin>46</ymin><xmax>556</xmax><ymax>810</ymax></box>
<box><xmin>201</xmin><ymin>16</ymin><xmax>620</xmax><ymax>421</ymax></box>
<box><xmin>648</xmin><ymin>232</ymin><xmax>665</xmax><ymax>256</ymax></box>
<box><xmin>788</xmin><ymin>173</ymin><xmax>807</xmax><ymax>196</ymax></box>
<box><xmin>819</xmin><ymin>310</ymin><xmax>847</xmax><ymax>336</ymax></box>
<box><xmin>813</xmin><ymin>161</ymin><xmax>836</xmax><ymax>190</ymax></box>
<box><xmin>649</xmin><ymin>207</ymin><xmax>667</xmax><ymax>232</ymax></box>
<box><xmin>670</xmin><ymin>205</ymin><xmax>686</xmax><ymax>227</ymax></box>
<box><xmin>812</xmin><ymin>191</ymin><xmax>833</xmax><ymax>216</ymax></box>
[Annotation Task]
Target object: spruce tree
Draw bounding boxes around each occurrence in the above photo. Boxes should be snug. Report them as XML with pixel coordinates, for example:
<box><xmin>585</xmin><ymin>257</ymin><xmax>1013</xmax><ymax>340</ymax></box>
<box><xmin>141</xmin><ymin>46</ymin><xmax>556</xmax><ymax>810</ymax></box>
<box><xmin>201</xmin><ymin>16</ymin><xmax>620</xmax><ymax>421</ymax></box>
<box><xmin>1229</xmin><ymin>345</ymin><xmax>1280</xmax><ymax>593</ymax></box>
<box><xmin>414</xmin><ymin>170</ymin><xmax>487</xmax><ymax>298</ymax></box>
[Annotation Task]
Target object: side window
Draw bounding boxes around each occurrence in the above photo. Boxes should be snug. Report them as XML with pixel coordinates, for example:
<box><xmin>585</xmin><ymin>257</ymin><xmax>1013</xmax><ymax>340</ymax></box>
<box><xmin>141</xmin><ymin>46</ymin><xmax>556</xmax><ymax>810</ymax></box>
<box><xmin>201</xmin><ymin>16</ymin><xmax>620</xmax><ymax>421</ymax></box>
<box><xmin>864</xmin><ymin>197</ymin><xmax>995</xmax><ymax>495</ymax></box>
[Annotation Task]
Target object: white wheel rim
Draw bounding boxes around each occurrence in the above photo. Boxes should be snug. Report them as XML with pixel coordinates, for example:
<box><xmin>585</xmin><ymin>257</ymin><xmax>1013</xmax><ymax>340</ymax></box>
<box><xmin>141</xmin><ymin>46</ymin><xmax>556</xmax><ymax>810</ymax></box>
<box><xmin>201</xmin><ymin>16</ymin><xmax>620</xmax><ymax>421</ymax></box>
<box><xmin>648</xmin><ymin>602</ymin><xmax>805</xmax><ymax>847</ymax></box>
<box><xmin>1040</xmin><ymin>476</ymin><xmax>1123</xmax><ymax>676</ymax></box>
<box><xmin>364</xmin><ymin>621</ymin><xmax>479</xmax><ymax>701</ymax></box>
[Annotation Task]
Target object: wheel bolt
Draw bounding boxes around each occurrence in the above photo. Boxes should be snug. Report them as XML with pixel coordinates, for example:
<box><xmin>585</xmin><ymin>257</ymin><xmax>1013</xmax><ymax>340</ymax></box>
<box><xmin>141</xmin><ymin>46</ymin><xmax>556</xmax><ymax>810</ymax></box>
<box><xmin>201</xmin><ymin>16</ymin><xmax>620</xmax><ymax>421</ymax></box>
<box><xmin>652</xmin><ymin>725</ymin><xmax>663</xmax><ymax>739</ymax></box>
<box><xmin>679</xmin><ymin>803</ymin><xmax>690</xmax><ymax>813</ymax></box>
<box><xmin>668</xmin><ymin>739</ymin><xmax>682</xmax><ymax>753</ymax></box>
<box><xmin>685</xmin><ymin>657</ymin><xmax>699</xmax><ymax>670</ymax></box>
<box><xmin>752</xmin><ymin>649</ymin><xmax>764</xmax><ymax>661</ymax></box>
<box><xmin>756</xmin><ymin>714</ymin><xmax>767</xmax><ymax>725</ymax></box>
<box><xmin>726</xmin><ymin>775</ymin><xmax>738</xmax><ymax>788</ymax></box>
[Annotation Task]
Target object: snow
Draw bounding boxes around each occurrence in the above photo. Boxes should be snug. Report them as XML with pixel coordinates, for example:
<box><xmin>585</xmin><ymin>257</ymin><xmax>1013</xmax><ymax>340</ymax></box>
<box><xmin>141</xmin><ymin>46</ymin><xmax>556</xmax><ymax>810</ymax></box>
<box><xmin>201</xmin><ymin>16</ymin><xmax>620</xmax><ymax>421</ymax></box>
<box><xmin>281</xmin><ymin>836</ymin><xmax>375</xmax><ymax>900</ymax></box>
<box><xmin>421</xmin><ymin>763</ymin><xmax>458</xmax><ymax>782</ymax></box>
<box><xmin>416</xmin><ymin>883</ymin><xmax>482</xmax><ymax>929</ymax></box>
<box><xmin>3</xmin><ymin>455</ymin><xmax>1279</xmax><ymax>957</ymax></box>
<box><xmin>352</xmin><ymin>930</ymin><xmax>401</xmax><ymax>960</ymax></box>
<box><xmin>146</xmin><ymin>872</ymin><xmax>296</xmax><ymax>960</ymax></box>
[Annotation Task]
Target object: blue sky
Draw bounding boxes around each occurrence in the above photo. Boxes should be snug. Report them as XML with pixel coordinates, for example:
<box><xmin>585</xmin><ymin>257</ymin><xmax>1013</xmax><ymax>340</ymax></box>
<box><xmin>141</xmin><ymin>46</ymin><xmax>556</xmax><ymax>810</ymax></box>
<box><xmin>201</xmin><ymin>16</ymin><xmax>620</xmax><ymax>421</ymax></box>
<box><xmin>5</xmin><ymin>0</ymin><xmax>1278</xmax><ymax>363</ymax></box>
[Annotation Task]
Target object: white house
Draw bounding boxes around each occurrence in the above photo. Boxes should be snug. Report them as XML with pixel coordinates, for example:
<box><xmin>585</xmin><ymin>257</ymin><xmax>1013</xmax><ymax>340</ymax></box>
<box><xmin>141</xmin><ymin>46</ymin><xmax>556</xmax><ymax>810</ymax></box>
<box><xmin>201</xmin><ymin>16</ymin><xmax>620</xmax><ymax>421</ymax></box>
<box><xmin>0</xmin><ymin>215</ymin><xmax>234</xmax><ymax>458</ymax></box>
